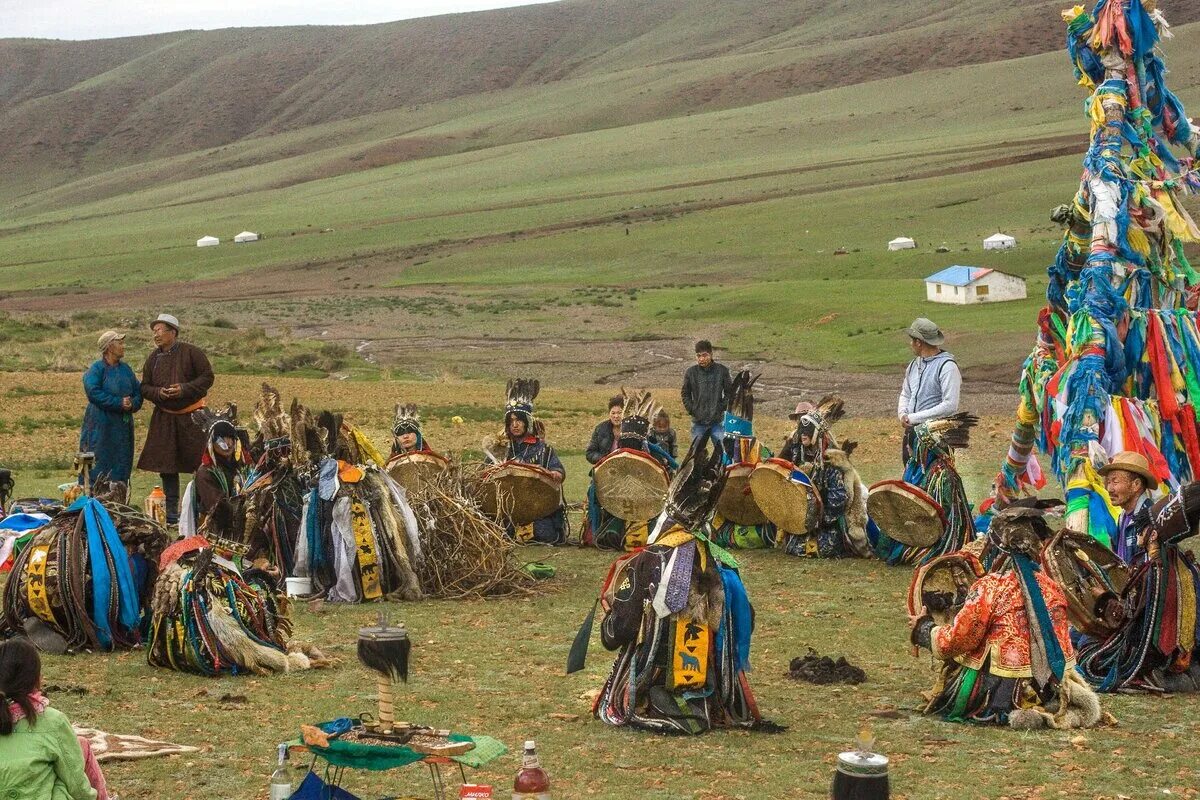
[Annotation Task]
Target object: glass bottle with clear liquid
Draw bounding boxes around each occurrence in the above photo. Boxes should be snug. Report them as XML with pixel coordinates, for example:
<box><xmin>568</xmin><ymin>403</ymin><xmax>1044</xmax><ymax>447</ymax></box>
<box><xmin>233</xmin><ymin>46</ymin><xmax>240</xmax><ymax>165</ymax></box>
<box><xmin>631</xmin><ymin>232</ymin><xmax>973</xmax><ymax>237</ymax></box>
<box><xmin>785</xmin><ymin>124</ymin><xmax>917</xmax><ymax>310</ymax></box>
<box><xmin>269</xmin><ymin>743</ymin><xmax>292</xmax><ymax>800</ymax></box>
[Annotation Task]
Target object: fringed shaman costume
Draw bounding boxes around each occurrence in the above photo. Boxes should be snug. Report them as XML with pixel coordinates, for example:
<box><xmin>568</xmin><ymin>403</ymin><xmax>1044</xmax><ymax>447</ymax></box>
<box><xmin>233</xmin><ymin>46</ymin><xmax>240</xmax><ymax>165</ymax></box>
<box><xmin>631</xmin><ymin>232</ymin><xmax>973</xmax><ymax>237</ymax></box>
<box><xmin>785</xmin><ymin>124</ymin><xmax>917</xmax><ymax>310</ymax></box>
<box><xmin>180</xmin><ymin>404</ymin><xmax>251</xmax><ymax>546</ymax></box>
<box><xmin>485</xmin><ymin>378</ymin><xmax>567</xmax><ymax>545</ymax></box>
<box><xmin>244</xmin><ymin>384</ymin><xmax>304</xmax><ymax>577</ymax></box>
<box><xmin>993</xmin><ymin>1</ymin><xmax>1200</xmax><ymax>546</ymax></box>
<box><xmin>875</xmin><ymin>414</ymin><xmax>977</xmax><ymax>566</ymax></box>
<box><xmin>778</xmin><ymin>396</ymin><xmax>871</xmax><ymax>558</ymax></box>
<box><xmin>2</xmin><ymin>494</ymin><xmax>168</xmax><ymax>653</ymax></box>
<box><xmin>572</xmin><ymin>437</ymin><xmax>763</xmax><ymax>734</ymax></box>
<box><xmin>712</xmin><ymin>371</ymin><xmax>776</xmax><ymax>550</ymax></box>
<box><xmin>910</xmin><ymin>507</ymin><xmax>1103</xmax><ymax>729</ymax></box>
<box><xmin>292</xmin><ymin>403</ymin><xmax>424</xmax><ymax>602</ymax></box>
<box><xmin>148</xmin><ymin>538</ymin><xmax>327</xmax><ymax>675</ymax></box>
<box><xmin>584</xmin><ymin>390</ymin><xmax>676</xmax><ymax>551</ymax></box>
<box><xmin>1077</xmin><ymin>483</ymin><xmax>1200</xmax><ymax>692</ymax></box>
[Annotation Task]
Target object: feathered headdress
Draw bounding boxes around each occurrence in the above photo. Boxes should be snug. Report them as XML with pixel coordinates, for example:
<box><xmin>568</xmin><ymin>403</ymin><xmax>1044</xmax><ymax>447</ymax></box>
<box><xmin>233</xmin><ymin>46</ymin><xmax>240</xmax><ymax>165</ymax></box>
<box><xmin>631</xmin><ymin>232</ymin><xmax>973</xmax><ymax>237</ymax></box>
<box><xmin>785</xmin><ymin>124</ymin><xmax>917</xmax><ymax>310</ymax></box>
<box><xmin>253</xmin><ymin>384</ymin><xmax>290</xmax><ymax>444</ymax></box>
<box><xmin>191</xmin><ymin>403</ymin><xmax>239</xmax><ymax>441</ymax></box>
<box><xmin>290</xmin><ymin>398</ymin><xmax>328</xmax><ymax>467</ymax></box>
<box><xmin>987</xmin><ymin>500</ymin><xmax>1061</xmax><ymax>558</ymax></box>
<box><xmin>915</xmin><ymin>412</ymin><xmax>979</xmax><ymax>453</ymax></box>
<box><xmin>726</xmin><ymin>370</ymin><xmax>760</xmax><ymax>422</ymax></box>
<box><xmin>504</xmin><ymin>377</ymin><xmax>540</xmax><ymax>430</ymax></box>
<box><xmin>392</xmin><ymin>404</ymin><xmax>421</xmax><ymax>436</ymax></box>
<box><xmin>662</xmin><ymin>435</ymin><xmax>727</xmax><ymax>531</ymax></box>
<box><xmin>799</xmin><ymin>394</ymin><xmax>845</xmax><ymax>437</ymax></box>
<box><xmin>191</xmin><ymin>403</ymin><xmax>243</xmax><ymax>464</ymax></box>
<box><xmin>618</xmin><ymin>388</ymin><xmax>659</xmax><ymax>449</ymax></box>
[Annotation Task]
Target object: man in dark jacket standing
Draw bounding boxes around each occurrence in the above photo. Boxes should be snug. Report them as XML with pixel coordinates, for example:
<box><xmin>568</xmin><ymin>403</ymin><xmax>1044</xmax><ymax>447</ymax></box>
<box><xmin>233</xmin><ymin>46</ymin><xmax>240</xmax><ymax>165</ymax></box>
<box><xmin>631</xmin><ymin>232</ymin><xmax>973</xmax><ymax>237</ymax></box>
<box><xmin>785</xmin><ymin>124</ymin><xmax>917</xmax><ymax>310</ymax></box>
<box><xmin>137</xmin><ymin>313</ymin><xmax>215</xmax><ymax>524</ymax></box>
<box><xmin>681</xmin><ymin>340</ymin><xmax>731</xmax><ymax>448</ymax></box>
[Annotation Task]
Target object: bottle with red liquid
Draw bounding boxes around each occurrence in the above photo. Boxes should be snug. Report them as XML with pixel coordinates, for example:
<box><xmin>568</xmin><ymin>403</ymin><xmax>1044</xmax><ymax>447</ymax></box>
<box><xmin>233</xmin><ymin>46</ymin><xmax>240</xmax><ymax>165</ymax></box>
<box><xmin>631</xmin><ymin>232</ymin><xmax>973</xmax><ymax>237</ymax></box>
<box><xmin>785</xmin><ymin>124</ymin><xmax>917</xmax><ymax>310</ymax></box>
<box><xmin>512</xmin><ymin>740</ymin><xmax>551</xmax><ymax>800</ymax></box>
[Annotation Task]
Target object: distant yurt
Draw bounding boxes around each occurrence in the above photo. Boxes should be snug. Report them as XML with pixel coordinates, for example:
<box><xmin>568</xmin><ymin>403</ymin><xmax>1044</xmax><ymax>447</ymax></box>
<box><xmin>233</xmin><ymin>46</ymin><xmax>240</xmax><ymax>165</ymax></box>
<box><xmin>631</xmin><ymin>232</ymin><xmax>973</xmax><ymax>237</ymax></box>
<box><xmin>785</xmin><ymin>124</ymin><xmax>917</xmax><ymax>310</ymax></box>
<box><xmin>196</xmin><ymin>236</ymin><xmax>220</xmax><ymax>247</ymax></box>
<box><xmin>983</xmin><ymin>232</ymin><xmax>1016</xmax><ymax>251</ymax></box>
<box><xmin>888</xmin><ymin>236</ymin><xmax>916</xmax><ymax>251</ymax></box>
<box><xmin>234</xmin><ymin>231</ymin><xmax>260</xmax><ymax>243</ymax></box>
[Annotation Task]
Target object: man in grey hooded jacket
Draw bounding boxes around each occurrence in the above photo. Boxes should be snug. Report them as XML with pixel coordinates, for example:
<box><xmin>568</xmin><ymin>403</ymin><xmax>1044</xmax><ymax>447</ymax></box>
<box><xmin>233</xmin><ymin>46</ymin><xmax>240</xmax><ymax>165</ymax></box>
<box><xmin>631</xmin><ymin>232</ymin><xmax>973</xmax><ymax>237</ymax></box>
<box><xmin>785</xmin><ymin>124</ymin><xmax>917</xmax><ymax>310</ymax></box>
<box><xmin>898</xmin><ymin>318</ymin><xmax>961</xmax><ymax>464</ymax></box>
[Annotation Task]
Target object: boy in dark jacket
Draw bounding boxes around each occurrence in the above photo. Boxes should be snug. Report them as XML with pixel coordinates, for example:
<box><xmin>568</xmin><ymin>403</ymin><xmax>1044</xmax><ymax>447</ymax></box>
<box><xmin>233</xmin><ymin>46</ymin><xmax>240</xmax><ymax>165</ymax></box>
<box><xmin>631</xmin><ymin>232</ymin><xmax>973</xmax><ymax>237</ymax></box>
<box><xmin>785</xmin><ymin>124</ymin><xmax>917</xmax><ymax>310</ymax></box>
<box><xmin>649</xmin><ymin>409</ymin><xmax>677</xmax><ymax>460</ymax></box>
<box><xmin>681</xmin><ymin>340</ymin><xmax>731</xmax><ymax>448</ymax></box>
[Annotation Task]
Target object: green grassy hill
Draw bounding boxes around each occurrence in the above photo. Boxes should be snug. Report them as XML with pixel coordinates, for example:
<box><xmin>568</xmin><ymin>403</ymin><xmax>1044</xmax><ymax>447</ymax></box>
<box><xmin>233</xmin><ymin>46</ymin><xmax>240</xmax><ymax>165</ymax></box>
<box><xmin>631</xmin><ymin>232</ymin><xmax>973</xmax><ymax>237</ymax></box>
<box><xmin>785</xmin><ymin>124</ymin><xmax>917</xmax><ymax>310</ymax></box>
<box><xmin>1</xmin><ymin>4</ymin><xmax>1198</xmax><ymax>378</ymax></box>
<box><xmin>5</xmin><ymin>0</ymin><xmax>1199</xmax><ymax>201</ymax></box>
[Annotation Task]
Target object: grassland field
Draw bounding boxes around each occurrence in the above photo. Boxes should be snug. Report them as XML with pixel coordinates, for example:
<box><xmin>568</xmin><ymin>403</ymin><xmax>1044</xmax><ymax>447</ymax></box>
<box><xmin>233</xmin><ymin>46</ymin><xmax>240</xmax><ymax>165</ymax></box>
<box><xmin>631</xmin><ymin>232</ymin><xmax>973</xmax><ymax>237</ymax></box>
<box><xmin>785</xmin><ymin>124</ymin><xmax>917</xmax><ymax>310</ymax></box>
<box><xmin>1</xmin><ymin>372</ymin><xmax>1198</xmax><ymax>800</ymax></box>
<box><xmin>3</xmin><ymin>12</ymin><xmax>1200</xmax><ymax>799</ymax></box>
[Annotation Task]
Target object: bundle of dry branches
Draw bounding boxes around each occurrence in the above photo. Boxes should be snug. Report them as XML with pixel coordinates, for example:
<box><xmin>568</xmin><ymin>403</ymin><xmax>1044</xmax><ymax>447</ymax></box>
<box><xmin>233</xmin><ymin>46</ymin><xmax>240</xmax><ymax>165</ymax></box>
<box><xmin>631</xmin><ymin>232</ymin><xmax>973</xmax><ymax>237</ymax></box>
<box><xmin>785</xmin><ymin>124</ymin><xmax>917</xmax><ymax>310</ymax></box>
<box><xmin>406</xmin><ymin>462</ymin><xmax>540</xmax><ymax>600</ymax></box>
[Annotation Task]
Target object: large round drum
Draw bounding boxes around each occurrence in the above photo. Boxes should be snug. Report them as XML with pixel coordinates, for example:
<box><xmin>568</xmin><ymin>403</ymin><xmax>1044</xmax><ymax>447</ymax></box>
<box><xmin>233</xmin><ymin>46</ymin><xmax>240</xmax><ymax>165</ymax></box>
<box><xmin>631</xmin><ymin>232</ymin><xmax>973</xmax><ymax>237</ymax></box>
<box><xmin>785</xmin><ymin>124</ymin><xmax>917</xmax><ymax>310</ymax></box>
<box><xmin>907</xmin><ymin>551</ymin><xmax>985</xmax><ymax>625</ymax></box>
<box><xmin>867</xmin><ymin>479</ymin><xmax>946</xmax><ymax>547</ymax></box>
<box><xmin>386</xmin><ymin>451</ymin><xmax>450</xmax><ymax>493</ymax></box>
<box><xmin>716</xmin><ymin>462</ymin><xmax>769</xmax><ymax>526</ymax></box>
<box><xmin>1040</xmin><ymin>529</ymin><xmax>1130</xmax><ymax>638</ymax></box>
<box><xmin>593</xmin><ymin>448</ymin><xmax>670</xmax><ymax>522</ymax></box>
<box><xmin>478</xmin><ymin>461</ymin><xmax>561</xmax><ymax>525</ymax></box>
<box><xmin>748</xmin><ymin>458</ymin><xmax>812</xmax><ymax>534</ymax></box>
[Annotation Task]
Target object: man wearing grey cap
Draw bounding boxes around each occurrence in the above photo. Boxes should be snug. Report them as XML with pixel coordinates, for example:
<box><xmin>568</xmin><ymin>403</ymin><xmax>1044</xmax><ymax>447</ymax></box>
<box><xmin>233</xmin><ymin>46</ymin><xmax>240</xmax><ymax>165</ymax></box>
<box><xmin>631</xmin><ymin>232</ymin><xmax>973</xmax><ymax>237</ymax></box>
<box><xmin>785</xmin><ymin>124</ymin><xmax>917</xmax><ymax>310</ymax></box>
<box><xmin>898</xmin><ymin>317</ymin><xmax>961</xmax><ymax>464</ymax></box>
<box><xmin>137</xmin><ymin>314</ymin><xmax>214</xmax><ymax>523</ymax></box>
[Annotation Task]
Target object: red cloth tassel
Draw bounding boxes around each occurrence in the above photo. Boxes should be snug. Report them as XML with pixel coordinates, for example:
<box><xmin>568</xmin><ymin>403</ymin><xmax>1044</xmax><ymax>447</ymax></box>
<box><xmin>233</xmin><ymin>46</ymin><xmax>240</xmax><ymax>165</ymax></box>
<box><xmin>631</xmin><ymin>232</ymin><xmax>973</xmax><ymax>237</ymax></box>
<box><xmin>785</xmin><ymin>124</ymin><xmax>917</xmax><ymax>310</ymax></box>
<box><xmin>1118</xmin><ymin>399</ymin><xmax>1171</xmax><ymax>482</ymax></box>
<box><xmin>1093</xmin><ymin>0</ymin><xmax>1133</xmax><ymax>55</ymax></box>
<box><xmin>1147</xmin><ymin>314</ymin><xmax>1181</xmax><ymax>420</ymax></box>
<box><xmin>1175</xmin><ymin>404</ymin><xmax>1200</xmax><ymax>478</ymax></box>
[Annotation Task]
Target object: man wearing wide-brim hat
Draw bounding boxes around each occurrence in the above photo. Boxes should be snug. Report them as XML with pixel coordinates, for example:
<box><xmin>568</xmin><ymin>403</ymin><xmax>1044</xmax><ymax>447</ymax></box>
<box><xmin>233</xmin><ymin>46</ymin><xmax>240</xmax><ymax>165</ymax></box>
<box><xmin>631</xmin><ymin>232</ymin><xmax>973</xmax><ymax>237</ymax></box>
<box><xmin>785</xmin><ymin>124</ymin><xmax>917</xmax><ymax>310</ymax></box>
<box><xmin>897</xmin><ymin>317</ymin><xmax>961</xmax><ymax>465</ymax></box>
<box><xmin>1099</xmin><ymin>450</ymin><xmax>1158</xmax><ymax>563</ymax></box>
<box><xmin>136</xmin><ymin>313</ymin><xmax>214</xmax><ymax>524</ymax></box>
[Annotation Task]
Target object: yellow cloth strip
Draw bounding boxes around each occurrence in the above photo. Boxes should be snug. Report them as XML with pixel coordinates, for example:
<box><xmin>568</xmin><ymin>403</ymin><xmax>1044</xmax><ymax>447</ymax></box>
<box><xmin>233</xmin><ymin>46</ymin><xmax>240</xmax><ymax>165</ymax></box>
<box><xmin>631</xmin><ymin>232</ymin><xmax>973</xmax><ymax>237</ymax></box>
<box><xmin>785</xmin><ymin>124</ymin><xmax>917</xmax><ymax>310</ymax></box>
<box><xmin>350</xmin><ymin>427</ymin><xmax>386</xmax><ymax>468</ymax></box>
<box><xmin>350</xmin><ymin>499</ymin><xmax>383</xmax><ymax>600</ymax></box>
<box><xmin>25</xmin><ymin>544</ymin><xmax>54</xmax><ymax>623</ymax></box>
<box><xmin>1178</xmin><ymin>554</ymin><xmax>1197</xmax><ymax>653</ymax></box>
<box><xmin>669</xmin><ymin>617</ymin><xmax>709</xmax><ymax>691</ymax></box>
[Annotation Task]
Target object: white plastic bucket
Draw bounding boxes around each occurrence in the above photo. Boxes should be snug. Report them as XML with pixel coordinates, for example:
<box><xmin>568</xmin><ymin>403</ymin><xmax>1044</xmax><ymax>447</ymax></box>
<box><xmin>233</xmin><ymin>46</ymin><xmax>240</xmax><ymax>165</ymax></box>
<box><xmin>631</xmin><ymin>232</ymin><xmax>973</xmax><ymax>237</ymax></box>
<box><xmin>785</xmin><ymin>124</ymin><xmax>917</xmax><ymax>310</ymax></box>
<box><xmin>285</xmin><ymin>577</ymin><xmax>313</xmax><ymax>597</ymax></box>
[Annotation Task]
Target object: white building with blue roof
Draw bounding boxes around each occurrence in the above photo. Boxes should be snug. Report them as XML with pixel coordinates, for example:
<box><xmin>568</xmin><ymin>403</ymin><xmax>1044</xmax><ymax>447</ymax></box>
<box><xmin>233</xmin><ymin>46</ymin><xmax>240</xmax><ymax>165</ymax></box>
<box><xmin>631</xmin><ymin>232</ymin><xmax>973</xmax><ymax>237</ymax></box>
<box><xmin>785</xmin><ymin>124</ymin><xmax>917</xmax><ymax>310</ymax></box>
<box><xmin>924</xmin><ymin>265</ymin><xmax>1026</xmax><ymax>305</ymax></box>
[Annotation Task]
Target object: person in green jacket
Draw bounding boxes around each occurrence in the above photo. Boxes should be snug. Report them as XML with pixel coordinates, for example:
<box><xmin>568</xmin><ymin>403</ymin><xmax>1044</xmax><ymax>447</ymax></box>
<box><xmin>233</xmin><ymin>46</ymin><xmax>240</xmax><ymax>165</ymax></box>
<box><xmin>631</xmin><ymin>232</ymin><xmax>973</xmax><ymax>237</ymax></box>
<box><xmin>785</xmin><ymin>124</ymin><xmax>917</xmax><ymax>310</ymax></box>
<box><xmin>0</xmin><ymin>638</ymin><xmax>102</xmax><ymax>800</ymax></box>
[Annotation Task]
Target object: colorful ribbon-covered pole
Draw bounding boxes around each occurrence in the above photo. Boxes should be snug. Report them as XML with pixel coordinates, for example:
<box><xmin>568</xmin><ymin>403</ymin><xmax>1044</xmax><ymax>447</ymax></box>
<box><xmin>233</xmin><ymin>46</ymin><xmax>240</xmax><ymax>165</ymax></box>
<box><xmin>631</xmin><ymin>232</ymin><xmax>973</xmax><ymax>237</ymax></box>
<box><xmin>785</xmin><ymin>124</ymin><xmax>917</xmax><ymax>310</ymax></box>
<box><xmin>994</xmin><ymin>1</ymin><xmax>1200</xmax><ymax>543</ymax></box>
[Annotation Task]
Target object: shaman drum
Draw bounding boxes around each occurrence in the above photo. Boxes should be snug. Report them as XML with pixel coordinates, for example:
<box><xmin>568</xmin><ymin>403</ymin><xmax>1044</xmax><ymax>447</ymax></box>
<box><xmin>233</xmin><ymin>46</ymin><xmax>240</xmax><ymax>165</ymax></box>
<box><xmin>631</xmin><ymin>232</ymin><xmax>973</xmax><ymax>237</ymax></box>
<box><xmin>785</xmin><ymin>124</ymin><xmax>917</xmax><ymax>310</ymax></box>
<box><xmin>593</xmin><ymin>448</ymin><xmax>670</xmax><ymax>522</ymax></box>
<box><xmin>867</xmin><ymin>480</ymin><xmax>946</xmax><ymax>548</ymax></box>
<box><xmin>907</xmin><ymin>551</ymin><xmax>985</xmax><ymax>625</ymax></box>
<box><xmin>479</xmin><ymin>461</ymin><xmax>561</xmax><ymax>525</ymax></box>
<box><xmin>386</xmin><ymin>451</ymin><xmax>450</xmax><ymax>493</ymax></box>
<box><xmin>1040</xmin><ymin>529</ymin><xmax>1131</xmax><ymax>638</ymax></box>
<box><xmin>748</xmin><ymin>458</ymin><xmax>812</xmax><ymax>534</ymax></box>
<box><xmin>716</xmin><ymin>462</ymin><xmax>769</xmax><ymax>526</ymax></box>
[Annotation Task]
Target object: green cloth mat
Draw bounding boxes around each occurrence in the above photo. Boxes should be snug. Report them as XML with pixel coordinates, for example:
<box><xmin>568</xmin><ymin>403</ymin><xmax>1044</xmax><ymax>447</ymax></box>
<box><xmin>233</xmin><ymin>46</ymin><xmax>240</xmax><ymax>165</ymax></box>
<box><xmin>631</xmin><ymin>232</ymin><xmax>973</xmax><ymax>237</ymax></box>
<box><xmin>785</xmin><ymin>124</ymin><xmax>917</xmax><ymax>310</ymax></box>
<box><xmin>294</xmin><ymin>728</ymin><xmax>507</xmax><ymax>772</ymax></box>
<box><xmin>522</xmin><ymin>561</ymin><xmax>555</xmax><ymax>580</ymax></box>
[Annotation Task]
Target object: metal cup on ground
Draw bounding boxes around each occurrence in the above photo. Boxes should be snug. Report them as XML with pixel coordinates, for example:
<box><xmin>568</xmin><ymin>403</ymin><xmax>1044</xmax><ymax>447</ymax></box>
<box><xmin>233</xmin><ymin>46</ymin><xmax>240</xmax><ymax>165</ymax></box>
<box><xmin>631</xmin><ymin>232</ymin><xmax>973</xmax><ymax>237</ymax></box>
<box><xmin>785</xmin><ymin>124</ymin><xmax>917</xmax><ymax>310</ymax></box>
<box><xmin>831</xmin><ymin>750</ymin><xmax>889</xmax><ymax>800</ymax></box>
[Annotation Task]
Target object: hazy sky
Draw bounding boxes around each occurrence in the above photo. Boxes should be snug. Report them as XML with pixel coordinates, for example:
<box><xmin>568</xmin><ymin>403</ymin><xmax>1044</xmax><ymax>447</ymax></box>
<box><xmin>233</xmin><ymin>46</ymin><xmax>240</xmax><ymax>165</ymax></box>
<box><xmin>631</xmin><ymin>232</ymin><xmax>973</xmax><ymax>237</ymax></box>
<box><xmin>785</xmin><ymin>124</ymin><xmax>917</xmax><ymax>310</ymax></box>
<box><xmin>2</xmin><ymin>0</ymin><xmax>561</xmax><ymax>40</ymax></box>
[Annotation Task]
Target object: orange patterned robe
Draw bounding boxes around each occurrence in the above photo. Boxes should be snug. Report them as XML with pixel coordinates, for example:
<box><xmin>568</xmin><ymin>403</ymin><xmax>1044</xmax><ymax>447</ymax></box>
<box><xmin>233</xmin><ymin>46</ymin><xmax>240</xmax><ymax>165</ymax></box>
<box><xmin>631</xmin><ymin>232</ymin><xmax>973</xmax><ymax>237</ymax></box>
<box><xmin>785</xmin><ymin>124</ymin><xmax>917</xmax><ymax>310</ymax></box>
<box><xmin>931</xmin><ymin>569</ymin><xmax>1076</xmax><ymax>678</ymax></box>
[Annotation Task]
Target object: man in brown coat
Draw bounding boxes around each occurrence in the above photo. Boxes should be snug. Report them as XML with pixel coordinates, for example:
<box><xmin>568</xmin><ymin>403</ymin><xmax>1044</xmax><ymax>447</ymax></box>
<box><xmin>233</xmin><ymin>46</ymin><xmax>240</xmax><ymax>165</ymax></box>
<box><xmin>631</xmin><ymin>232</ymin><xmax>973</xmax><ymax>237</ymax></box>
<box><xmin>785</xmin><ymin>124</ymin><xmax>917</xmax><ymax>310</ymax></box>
<box><xmin>137</xmin><ymin>313</ymin><xmax>214</xmax><ymax>523</ymax></box>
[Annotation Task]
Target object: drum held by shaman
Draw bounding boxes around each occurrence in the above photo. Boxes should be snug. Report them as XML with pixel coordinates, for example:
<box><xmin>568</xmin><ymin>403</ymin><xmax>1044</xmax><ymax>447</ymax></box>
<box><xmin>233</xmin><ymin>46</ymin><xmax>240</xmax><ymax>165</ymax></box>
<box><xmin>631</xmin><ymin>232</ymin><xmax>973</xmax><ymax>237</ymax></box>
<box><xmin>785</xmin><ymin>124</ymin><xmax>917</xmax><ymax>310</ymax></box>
<box><xmin>748</xmin><ymin>458</ymin><xmax>812</xmax><ymax>534</ymax></box>
<box><xmin>716</xmin><ymin>462</ymin><xmax>769</xmax><ymax>526</ymax></box>
<box><xmin>478</xmin><ymin>461</ymin><xmax>561</xmax><ymax>525</ymax></box>
<box><xmin>593</xmin><ymin>449</ymin><xmax>669</xmax><ymax>522</ymax></box>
